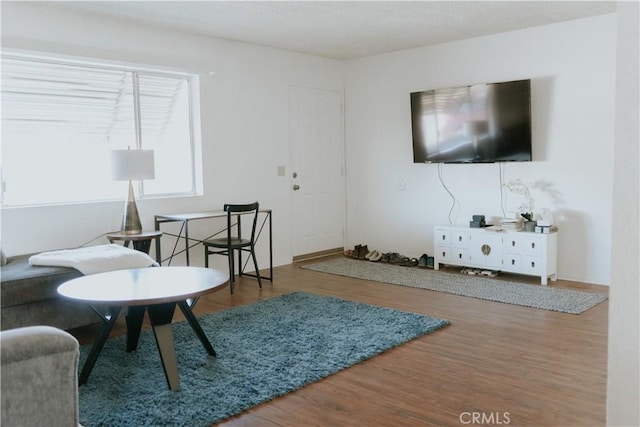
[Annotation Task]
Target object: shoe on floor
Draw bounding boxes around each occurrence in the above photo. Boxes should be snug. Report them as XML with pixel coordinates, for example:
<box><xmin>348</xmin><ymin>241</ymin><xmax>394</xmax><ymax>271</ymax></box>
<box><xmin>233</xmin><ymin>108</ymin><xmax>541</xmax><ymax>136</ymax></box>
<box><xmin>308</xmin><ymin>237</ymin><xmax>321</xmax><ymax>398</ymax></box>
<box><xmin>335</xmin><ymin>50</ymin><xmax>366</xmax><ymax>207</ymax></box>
<box><xmin>352</xmin><ymin>245</ymin><xmax>362</xmax><ymax>259</ymax></box>
<box><xmin>418</xmin><ymin>253</ymin><xmax>429</xmax><ymax>268</ymax></box>
<box><xmin>397</xmin><ymin>256</ymin><xmax>410</xmax><ymax>266</ymax></box>
<box><xmin>358</xmin><ymin>245</ymin><xmax>369</xmax><ymax>260</ymax></box>
<box><xmin>369</xmin><ymin>251</ymin><xmax>382</xmax><ymax>262</ymax></box>
<box><xmin>426</xmin><ymin>256</ymin><xmax>434</xmax><ymax>269</ymax></box>
<box><xmin>389</xmin><ymin>253</ymin><xmax>403</xmax><ymax>264</ymax></box>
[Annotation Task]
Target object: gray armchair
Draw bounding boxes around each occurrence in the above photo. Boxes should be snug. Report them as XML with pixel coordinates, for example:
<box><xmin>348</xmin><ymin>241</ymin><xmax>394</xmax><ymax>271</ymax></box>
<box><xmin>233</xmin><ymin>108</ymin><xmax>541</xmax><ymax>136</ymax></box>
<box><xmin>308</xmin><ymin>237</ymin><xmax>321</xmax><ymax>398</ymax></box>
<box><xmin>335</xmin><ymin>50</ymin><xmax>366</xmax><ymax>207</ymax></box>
<box><xmin>1</xmin><ymin>326</ymin><xmax>80</xmax><ymax>426</ymax></box>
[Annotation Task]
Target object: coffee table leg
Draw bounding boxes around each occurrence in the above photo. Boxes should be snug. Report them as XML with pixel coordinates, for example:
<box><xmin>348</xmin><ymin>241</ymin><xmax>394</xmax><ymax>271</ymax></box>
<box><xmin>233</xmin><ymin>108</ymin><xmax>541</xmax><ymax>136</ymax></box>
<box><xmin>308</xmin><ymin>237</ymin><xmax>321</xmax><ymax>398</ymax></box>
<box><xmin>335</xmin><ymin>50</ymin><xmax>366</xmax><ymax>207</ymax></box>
<box><xmin>178</xmin><ymin>300</ymin><xmax>216</xmax><ymax>356</ymax></box>
<box><xmin>126</xmin><ymin>306</ymin><xmax>146</xmax><ymax>352</ymax></box>
<box><xmin>80</xmin><ymin>306</ymin><xmax>122</xmax><ymax>386</ymax></box>
<box><xmin>147</xmin><ymin>303</ymin><xmax>180</xmax><ymax>391</ymax></box>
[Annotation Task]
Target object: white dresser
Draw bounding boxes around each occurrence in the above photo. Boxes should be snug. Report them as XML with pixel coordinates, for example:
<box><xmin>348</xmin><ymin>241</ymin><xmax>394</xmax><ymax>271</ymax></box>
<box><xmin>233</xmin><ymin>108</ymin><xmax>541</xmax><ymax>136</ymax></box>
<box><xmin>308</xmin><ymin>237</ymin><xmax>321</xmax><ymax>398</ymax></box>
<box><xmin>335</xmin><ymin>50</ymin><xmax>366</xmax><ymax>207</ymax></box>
<box><xmin>434</xmin><ymin>226</ymin><xmax>558</xmax><ymax>285</ymax></box>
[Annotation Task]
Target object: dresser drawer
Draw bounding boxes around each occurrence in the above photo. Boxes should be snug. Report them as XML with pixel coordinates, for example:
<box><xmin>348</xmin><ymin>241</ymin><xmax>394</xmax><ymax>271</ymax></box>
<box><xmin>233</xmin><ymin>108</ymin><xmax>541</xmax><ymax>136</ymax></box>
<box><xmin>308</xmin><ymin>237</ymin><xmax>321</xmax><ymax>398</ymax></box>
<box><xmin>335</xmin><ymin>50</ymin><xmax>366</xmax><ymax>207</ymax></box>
<box><xmin>435</xmin><ymin>229</ymin><xmax>451</xmax><ymax>245</ymax></box>
<box><xmin>453</xmin><ymin>248</ymin><xmax>468</xmax><ymax>263</ymax></box>
<box><xmin>452</xmin><ymin>231</ymin><xmax>468</xmax><ymax>248</ymax></box>
<box><xmin>522</xmin><ymin>256</ymin><xmax>543</xmax><ymax>275</ymax></box>
<box><xmin>505</xmin><ymin>235</ymin><xmax>544</xmax><ymax>256</ymax></box>
<box><xmin>436</xmin><ymin>246</ymin><xmax>452</xmax><ymax>262</ymax></box>
<box><xmin>503</xmin><ymin>253</ymin><xmax>522</xmax><ymax>272</ymax></box>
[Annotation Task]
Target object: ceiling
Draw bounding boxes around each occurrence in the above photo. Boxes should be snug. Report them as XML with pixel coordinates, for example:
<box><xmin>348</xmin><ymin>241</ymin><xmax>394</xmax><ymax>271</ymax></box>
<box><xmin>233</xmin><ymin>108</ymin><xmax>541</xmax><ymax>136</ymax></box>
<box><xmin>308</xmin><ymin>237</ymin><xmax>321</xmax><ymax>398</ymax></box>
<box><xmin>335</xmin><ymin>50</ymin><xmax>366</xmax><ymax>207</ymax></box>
<box><xmin>55</xmin><ymin>1</ymin><xmax>616</xmax><ymax>60</ymax></box>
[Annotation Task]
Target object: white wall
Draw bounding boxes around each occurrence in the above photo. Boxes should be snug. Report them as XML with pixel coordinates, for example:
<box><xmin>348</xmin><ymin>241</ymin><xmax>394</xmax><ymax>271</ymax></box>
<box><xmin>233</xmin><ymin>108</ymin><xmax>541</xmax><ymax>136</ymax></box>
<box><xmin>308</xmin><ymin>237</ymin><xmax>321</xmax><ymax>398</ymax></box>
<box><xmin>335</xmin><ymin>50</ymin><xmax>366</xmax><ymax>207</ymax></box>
<box><xmin>344</xmin><ymin>15</ymin><xmax>617</xmax><ymax>285</ymax></box>
<box><xmin>607</xmin><ymin>1</ymin><xmax>640</xmax><ymax>425</ymax></box>
<box><xmin>0</xmin><ymin>2</ymin><xmax>344</xmax><ymax>270</ymax></box>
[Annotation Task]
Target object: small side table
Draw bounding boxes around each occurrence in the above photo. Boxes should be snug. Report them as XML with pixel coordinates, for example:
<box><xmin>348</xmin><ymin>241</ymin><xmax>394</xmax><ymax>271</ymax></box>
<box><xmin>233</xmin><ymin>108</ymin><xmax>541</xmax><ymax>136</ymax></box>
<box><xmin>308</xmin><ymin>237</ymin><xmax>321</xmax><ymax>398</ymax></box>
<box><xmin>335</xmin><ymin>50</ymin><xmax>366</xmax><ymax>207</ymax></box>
<box><xmin>107</xmin><ymin>230</ymin><xmax>162</xmax><ymax>256</ymax></box>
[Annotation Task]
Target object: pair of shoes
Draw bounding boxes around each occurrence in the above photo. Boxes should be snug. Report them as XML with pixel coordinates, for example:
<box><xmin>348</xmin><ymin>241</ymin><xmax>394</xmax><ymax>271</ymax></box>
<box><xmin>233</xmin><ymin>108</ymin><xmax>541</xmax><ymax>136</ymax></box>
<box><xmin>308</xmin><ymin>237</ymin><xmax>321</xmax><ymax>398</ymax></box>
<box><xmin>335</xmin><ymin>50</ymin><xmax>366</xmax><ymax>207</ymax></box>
<box><xmin>418</xmin><ymin>253</ymin><xmax>435</xmax><ymax>268</ymax></box>
<box><xmin>380</xmin><ymin>252</ymin><xmax>391</xmax><ymax>262</ymax></box>
<box><xmin>344</xmin><ymin>249</ymin><xmax>353</xmax><ymax>258</ymax></box>
<box><xmin>351</xmin><ymin>244</ymin><xmax>369</xmax><ymax>260</ymax></box>
<box><xmin>480</xmin><ymin>269</ymin><xmax>499</xmax><ymax>277</ymax></box>
<box><xmin>367</xmin><ymin>250</ymin><xmax>382</xmax><ymax>262</ymax></box>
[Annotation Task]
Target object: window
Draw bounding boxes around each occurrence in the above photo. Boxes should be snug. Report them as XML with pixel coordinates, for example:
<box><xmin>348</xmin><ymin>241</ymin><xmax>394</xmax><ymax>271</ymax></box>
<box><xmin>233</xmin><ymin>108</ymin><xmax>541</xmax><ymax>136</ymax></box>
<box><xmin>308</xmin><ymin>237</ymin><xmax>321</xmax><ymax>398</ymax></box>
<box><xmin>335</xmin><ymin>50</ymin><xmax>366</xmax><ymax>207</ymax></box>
<box><xmin>1</xmin><ymin>51</ymin><xmax>201</xmax><ymax>207</ymax></box>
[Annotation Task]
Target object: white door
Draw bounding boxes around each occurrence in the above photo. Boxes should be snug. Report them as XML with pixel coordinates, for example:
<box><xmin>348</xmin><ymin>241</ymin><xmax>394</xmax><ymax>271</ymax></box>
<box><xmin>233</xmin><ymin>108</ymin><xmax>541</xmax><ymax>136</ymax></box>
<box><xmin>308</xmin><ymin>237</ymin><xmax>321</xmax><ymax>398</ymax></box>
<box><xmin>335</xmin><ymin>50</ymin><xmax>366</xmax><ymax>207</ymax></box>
<box><xmin>288</xmin><ymin>85</ymin><xmax>345</xmax><ymax>257</ymax></box>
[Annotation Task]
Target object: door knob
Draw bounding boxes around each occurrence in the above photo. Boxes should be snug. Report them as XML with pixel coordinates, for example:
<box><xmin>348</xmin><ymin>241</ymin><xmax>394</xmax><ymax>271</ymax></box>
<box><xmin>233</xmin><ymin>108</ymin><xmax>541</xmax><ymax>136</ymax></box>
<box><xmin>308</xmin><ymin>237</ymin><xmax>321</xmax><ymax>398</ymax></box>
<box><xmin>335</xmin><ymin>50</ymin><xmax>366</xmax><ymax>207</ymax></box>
<box><xmin>293</xmin><ymin>184</ymin><xmax>300</xmax><ymax>191</ymax></box>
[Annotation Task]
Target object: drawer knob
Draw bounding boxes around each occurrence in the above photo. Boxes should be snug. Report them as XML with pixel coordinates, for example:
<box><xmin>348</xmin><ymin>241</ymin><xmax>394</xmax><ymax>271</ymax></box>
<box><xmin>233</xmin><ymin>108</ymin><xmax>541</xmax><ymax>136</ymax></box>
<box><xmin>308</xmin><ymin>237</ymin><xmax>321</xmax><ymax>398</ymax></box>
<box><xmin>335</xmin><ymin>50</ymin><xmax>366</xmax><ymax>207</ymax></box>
<box><xmin>512</xmin><ymin>240</ymin><xmax>516</xmax><ymax>247</ymax></box>
<box><xmin>442</xmin><ymin>251</ymin><xmax>446</xmax><ymax>257</ymax></box>
<box><xmin>531</xmin><ymin>242</ymin><xmax>536</xmax><ymax>249</ymax></box>
<box><xmin>511</xmin><ymin>259</ymin><xmax>515</xmax><ymax>265</ymax></box>
<box><xmin>531</xmin><ymin>261</ymin><xmax>536</xmax><ymax>268</ymax></box>
<box><xmin>458</xmin><ymin>236</ymin><xmax>462</xmax><ymax>242</ymax></box>
<box><xmin>442</xmin><ymin>235</ymin><xmax>446</xmax><ymax>240</ymax></box>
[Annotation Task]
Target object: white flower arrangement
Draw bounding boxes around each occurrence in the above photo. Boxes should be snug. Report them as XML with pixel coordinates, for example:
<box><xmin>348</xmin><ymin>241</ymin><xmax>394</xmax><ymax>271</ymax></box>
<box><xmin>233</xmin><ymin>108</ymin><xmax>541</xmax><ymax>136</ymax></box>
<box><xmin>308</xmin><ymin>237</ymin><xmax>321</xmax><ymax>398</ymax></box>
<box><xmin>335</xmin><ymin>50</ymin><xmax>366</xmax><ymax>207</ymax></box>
<box><xmin>503</xmin><ymin>179</ymin><xmax>534</xmax><ymax>214</ymax></box>
<box><xmin>503</xmin><ymin>179</ymin><xmax>558</xmax><ymax>226</ymax></box>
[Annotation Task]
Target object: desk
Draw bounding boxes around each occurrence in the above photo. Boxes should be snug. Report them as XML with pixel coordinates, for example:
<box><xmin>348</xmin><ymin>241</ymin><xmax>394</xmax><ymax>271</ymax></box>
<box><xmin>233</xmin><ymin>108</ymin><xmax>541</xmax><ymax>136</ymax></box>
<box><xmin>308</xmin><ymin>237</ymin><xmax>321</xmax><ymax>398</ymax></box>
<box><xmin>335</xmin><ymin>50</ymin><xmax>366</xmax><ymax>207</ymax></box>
<box><xmin>154</xmin><ymin>209</ymin><xmax>273</xmax><ymax>281</ymax></box>
<box><xmin>106</xmin><ymin>230</ymin><xmax>162</xmax><ymax>254</ymax></box>
<box><xmin>58</xmin><ymin>267</ymin><xmax>229</xmax><ymax>390</ymax></box>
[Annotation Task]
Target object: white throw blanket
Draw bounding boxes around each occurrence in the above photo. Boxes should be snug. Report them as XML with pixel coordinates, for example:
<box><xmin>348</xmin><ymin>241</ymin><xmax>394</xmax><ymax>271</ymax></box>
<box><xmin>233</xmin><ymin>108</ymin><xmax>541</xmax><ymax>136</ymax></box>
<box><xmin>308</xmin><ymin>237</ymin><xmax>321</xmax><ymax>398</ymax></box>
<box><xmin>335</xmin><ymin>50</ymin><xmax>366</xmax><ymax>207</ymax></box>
<box><xmin>29</xmin><ymin>244</ymin><xmax>159</xmax><ymax>275</ymax></box>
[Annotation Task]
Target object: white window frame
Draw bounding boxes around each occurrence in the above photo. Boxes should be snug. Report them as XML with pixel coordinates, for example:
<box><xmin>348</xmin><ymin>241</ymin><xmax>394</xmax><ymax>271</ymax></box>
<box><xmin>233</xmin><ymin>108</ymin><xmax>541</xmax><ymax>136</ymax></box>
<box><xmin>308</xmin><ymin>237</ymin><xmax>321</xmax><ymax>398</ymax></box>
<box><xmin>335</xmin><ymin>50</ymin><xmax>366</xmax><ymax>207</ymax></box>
<box><xmin>0</xmin><ymin>48</ymin><xmax>203</xmax><ymax>207</ymax></box>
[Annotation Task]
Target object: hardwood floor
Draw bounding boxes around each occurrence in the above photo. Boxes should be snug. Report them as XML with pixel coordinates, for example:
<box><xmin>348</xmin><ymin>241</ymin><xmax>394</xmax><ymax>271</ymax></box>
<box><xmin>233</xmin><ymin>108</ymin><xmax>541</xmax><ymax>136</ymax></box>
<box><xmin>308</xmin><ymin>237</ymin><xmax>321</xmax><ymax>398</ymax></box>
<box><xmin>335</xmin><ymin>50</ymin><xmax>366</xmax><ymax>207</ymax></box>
<box><xmin>68</xmin><ymin>257</ymin><xmax>609</xmax><ymax>427</ymax></box>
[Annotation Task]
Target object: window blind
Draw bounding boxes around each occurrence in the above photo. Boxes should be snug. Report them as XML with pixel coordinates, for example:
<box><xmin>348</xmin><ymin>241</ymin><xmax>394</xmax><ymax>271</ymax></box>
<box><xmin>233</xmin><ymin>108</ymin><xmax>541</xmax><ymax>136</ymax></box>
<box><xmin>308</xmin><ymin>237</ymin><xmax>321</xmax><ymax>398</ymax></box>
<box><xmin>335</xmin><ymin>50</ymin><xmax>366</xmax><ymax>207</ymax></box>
<box><xmin>0</xmin><ymin>51</ymin><xmax>199</xmax><ymax>206</ymax></box>
<box><xmin>1</xmin><ymin>56</ymin><xmax>186</xmax><ymax>142</ymax></box>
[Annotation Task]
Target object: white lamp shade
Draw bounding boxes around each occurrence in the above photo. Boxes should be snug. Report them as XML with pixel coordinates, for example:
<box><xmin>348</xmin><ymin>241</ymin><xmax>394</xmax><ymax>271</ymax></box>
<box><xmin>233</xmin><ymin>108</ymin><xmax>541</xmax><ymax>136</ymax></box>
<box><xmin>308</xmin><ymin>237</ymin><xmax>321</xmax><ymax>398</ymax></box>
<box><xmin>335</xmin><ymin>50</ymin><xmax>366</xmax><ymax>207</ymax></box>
<box><xmin>111</xmin><ymin>149</ymin><xmax>155</xmax><ymax>181</ymax></box>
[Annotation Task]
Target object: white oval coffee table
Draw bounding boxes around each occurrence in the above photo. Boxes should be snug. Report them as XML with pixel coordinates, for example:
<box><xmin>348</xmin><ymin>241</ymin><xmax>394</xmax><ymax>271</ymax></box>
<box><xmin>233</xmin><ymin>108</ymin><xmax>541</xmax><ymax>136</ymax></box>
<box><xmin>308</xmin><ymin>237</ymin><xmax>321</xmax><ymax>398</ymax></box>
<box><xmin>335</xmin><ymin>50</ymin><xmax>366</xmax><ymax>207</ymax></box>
<box><xmin>58</xmin><ymin>266</ymin><xmax>229</xmax><ymax>390</ymax></box>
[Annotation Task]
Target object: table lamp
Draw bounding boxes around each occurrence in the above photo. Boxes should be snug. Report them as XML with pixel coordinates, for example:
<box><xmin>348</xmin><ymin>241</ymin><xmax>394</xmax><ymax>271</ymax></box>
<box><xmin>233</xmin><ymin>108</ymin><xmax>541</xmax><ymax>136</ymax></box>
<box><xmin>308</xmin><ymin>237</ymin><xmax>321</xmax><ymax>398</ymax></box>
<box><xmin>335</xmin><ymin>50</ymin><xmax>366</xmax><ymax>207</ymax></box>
<box><xmin>111</xmin><ymin>149</ymin><xmax>155</xmax><ymax>234</ymax></box>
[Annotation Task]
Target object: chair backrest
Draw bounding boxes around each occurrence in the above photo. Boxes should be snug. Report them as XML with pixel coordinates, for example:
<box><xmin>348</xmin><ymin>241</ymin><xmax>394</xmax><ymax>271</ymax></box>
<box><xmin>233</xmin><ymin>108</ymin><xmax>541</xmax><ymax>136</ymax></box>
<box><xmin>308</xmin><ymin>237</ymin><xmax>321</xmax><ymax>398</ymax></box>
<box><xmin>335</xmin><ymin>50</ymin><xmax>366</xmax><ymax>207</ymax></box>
<box><xmin>223</xmin><ymin>202</ymin><xmax>260</xmax><ymax>243</ymax></box>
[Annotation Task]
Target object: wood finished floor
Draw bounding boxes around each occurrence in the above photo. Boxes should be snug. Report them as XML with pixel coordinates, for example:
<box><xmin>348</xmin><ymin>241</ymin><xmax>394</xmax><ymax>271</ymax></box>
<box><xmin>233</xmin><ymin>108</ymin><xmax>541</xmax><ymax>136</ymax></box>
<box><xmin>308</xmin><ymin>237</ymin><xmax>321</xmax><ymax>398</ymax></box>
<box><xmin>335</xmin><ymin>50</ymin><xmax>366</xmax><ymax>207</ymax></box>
<box><xmin>69</xmin><ymin>256</ymin><xmax>609</xmax><ymax>427</ymax></box>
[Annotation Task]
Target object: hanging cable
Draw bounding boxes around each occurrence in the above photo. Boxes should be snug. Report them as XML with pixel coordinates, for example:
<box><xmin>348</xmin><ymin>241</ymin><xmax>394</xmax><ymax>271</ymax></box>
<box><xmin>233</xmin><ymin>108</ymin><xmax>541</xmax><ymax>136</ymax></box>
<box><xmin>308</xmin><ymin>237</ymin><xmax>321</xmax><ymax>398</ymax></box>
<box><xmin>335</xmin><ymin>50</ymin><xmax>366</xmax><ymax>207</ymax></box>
<box><xmin>79</xmin><ymin>232</ymin><xmax>110</xmax><ymax>248</ymax></box>
<box><xmin>499</xmin><ymin>162</ymin><xmax>507</xmax><ymax>218</ymax></box>
<box><xmin>438</xmin><ymin>163</ymin><xmax>458</xmax><ymax>224</ymax></box>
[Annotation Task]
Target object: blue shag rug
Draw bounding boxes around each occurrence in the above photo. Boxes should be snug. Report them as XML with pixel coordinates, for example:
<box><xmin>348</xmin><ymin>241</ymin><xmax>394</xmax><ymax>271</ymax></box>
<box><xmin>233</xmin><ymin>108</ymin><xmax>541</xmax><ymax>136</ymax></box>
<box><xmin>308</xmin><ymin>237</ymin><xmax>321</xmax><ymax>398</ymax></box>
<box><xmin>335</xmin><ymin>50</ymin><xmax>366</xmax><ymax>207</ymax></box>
<box><xmin>78</xmin><ymin>292</ymin><xmax>449</xmax><ymax>426</ymax></box>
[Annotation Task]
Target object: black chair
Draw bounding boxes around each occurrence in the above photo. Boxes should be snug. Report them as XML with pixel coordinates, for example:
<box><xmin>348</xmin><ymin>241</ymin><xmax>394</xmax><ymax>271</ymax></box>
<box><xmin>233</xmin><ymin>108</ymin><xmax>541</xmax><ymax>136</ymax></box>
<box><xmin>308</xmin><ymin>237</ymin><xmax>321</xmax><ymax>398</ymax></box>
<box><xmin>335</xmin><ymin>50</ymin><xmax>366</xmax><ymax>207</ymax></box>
<box><xmin>203</xmin><ymin>202</ymin><xmax>262</xmax><ymax>293</ymax></box>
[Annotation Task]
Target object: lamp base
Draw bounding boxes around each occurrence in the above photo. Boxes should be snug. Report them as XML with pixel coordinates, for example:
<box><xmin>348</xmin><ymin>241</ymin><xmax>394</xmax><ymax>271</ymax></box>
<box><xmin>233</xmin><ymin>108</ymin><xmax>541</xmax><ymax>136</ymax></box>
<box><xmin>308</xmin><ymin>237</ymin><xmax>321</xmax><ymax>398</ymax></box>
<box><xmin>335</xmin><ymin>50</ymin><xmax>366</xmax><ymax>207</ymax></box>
<box><xmin>121</xmin><ymin>181</ymin><xmax>143</xmax><ymax>235</ymax></box>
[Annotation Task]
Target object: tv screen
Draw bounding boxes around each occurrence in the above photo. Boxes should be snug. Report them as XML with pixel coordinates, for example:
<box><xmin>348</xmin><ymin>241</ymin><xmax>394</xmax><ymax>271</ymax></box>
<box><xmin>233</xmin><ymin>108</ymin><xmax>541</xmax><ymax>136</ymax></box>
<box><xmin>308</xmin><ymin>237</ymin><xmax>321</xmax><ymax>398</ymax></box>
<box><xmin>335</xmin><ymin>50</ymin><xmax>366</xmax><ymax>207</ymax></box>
<box><xmin>410</xmin><ymin>79</ymin><xmax>532</xmax><ymax>163</ymax></box>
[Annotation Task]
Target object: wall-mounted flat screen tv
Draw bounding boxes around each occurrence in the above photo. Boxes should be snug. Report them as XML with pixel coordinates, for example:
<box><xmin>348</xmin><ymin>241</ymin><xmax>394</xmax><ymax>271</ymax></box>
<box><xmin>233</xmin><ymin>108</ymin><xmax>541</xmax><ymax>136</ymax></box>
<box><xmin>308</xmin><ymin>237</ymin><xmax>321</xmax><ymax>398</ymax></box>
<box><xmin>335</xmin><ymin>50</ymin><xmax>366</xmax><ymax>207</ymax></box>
<box><xmin>410</xmin><ymin>79</ymin><xmax>532</xmax><ymax>163</ymax></box>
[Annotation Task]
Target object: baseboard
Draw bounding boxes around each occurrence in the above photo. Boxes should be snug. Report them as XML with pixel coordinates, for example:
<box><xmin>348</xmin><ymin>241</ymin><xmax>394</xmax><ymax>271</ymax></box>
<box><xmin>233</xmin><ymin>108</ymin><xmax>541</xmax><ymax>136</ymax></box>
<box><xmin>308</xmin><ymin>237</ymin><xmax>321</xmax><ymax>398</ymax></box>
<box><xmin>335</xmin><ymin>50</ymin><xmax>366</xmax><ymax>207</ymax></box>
<box><xmin>293</xmin><ymin>248</ymin><xmax>343</xmax><ymax>263</ymax></box>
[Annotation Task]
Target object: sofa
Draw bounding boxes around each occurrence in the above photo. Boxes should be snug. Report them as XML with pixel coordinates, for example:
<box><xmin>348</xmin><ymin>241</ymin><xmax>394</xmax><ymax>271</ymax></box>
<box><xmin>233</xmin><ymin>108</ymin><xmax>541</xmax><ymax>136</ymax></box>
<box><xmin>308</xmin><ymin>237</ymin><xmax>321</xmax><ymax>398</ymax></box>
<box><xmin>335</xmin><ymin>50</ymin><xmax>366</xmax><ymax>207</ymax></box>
<box><xmin>1</xmin><ymin>326</ymin><xmax>80</xmax><ymax>426</ymax></box>
<box><xmin>1</xmin><ymin>254</ymin><xmax>98</xmax><ymax>331</ymax></box>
